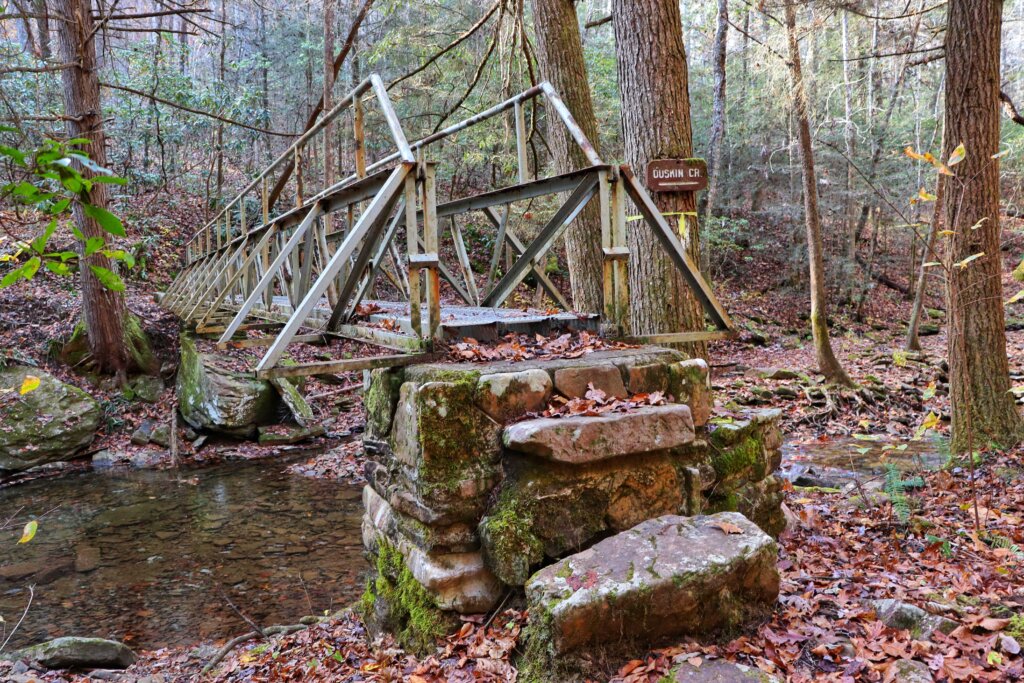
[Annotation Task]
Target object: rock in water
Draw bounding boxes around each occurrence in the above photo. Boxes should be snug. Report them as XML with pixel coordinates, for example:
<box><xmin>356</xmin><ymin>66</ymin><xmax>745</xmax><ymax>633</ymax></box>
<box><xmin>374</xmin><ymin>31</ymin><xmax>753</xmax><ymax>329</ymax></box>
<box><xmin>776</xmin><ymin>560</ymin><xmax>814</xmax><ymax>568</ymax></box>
<box><xmin>0</xmin><ymin>364</ymin><xmax>101</xmax><ymax>471</ymax></box>
<box><xmin>525</xmin><ymin>512</ymin><xmax>779</xmax><ymax>655</ymax></box>
<box><xmin>175</xmin><ymin>333</ymin><xmax>279</xmax><ymax>437</ymax></box>
<box><xmin>16</xmin><ymin>637</ymin><xmax>136</xmax><ymax>670</ymax></box>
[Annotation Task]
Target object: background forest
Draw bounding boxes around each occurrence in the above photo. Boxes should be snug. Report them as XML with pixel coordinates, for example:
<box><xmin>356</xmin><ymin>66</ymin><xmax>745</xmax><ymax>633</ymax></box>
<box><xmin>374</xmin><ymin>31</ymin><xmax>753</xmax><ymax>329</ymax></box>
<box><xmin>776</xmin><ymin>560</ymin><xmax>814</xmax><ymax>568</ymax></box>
<box><xmin>3</xmin><ymin>0</ymin><xmax>1024</xmax><ymax>681</ymax></box>
<box><xmin>3</xmin><ymin>0</ymin><xmax>1022</xmax><ymax>292</ymax></box>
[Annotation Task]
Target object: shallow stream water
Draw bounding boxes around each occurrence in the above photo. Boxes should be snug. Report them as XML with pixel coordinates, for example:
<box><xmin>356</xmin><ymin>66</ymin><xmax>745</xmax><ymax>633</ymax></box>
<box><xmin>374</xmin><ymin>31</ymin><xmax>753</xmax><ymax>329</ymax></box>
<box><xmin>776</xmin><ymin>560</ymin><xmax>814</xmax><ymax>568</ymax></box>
<box><xmin>0</xmin><ymin>460</ymin><xmax>366</xmax><ymax>651</ymax></box>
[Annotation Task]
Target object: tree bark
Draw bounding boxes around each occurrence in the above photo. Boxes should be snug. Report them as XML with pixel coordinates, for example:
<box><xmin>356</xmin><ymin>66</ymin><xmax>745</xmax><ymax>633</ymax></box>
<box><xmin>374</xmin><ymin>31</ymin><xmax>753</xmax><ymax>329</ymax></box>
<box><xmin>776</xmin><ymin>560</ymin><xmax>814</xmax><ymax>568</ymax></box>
<box><xmin>944</xmin><ymin>0</ymin><xmax>1020</xmax><ymax>450</ymax></box>
<box><xmin>783</xmin><ymin>1</ymin><xmax>852</xmax><ymax>387</ymax></box>
<box><xmin>32</xmin><ymin>0</ymin><xmax>50</xmax><ymax>59</ymax></box>
<box><xmin>53</xmin><ymin>0</ymin><xmax>134</xmax><ymax>376</ymax></box>
<box><xmin>703</xmin><ymin>0</ymin><xmax>728</xmax><ymax>222</ymax></box>
<box><xmin>529</xmin><ymin>0</ymin><xmax>604</xmax><ymax>313</ymax></box>
<box><xmin>612</xmin><ymin>0</ymin><xmax>706</xmax><ymax>358</ymax></box>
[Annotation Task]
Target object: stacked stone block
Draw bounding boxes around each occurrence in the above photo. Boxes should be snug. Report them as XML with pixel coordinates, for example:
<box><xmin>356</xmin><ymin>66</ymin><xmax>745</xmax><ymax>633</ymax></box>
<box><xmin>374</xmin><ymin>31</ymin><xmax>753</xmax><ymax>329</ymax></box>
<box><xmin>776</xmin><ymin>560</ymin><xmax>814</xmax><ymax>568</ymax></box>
<box><xmin>359</xmin><ymin>346</ymin><xmax>784</xmax><ymax>649</ymax></box>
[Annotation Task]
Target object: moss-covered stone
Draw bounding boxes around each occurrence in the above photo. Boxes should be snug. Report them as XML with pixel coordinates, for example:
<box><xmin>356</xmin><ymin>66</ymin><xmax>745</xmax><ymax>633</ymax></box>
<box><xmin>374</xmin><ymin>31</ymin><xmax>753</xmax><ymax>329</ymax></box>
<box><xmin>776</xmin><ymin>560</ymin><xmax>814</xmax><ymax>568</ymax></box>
<box><xmin>667</xmin><ymin>359</ymin><xmax>711</xmax><ymax>425</ymax></box>
<box><xmin>176</xmin><ymin>333</ymin><xmax>279</xmax><ymax>437</ymax></box>
<box><xmin>365</xmin><ymin>368</ymin><xmax>404</xmax><ymax>442</ymax></box>
<box><xmin>707</xmin><ymin>409</ymin><xmax>782</xmax><ymax>486</ymax></box>
<box><xmin>0</xmin><ymin>364</ymin><xmax>102</xmax><ymax>471</ymax></box>
<box><xmin>491</xmin><ymin>454</ymin><xmax>685</xmax><ymax>565</ymax></box>
<box><xmin>705</xmin><ymin>475</ymin><xmax>785</xmax><ymax>538</ymax></box>
<box><xmin>359</xmin><ymin>538</ymin><xmax>457</xmax><ymax>655</ymax></box>
<box><xmin>391</xmin><ymin>378</ymin><xmax>502</xmax><ymax>503</ymax></box>
<box><xmin>479</xmin><ymin>489</ymin><xmax>545</xmax><ymax>585</ymax></box>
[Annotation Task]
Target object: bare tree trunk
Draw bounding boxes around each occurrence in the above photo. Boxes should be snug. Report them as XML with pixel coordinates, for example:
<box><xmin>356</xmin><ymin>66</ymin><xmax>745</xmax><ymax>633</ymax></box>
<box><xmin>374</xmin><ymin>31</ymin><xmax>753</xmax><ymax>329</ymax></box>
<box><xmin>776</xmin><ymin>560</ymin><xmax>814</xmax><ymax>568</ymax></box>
<box><xmin>783</xmin><ymin>1</ymin><xmax>852</xmax><ymax>387</ymax></box>
<box><xmin>906</xmin><ymin>129</ymin><xmax>946</xmax><ymax>352</ymax></box>
<box><xmin>613</xmin><ymin>0</ymin><xmax>706</xmax><ymax>358</ymax></box>
<box><xmin>32</xmin><ymin>0</ymin><xmax>51</xmax><ymax>59</ymax></box>
<box><xmin>529</xmin><ymin>0</ymin><xmax>604</xmax><ymax>313</ymax></box>
<box><xmin>704</xmin><ymin>0</ymin><xmax>728</xmax><ymax>222</ymax></box>
<box><xmin>215</xmin><ymin>0</ymin><xmax>227</xmax><ymax>206</ymax></box>
<box><xmin>53</xmin><ymin>0</ymin><xmax>138</xmax><ymax>377</ymax></box>
<box><xmin>944</xmin><ymin>0</ymin><xmax>1020</xmax><ymax>450</ymax></box>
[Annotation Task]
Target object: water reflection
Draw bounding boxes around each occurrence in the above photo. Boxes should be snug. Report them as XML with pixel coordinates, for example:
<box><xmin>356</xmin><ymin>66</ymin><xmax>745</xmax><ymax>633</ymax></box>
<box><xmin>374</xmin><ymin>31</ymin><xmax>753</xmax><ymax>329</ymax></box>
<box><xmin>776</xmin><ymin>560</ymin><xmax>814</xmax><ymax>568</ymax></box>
<box><xmin>0</xmin><ymin>461</ymin><xmax>366</xmax><ymax>651</ymax></box>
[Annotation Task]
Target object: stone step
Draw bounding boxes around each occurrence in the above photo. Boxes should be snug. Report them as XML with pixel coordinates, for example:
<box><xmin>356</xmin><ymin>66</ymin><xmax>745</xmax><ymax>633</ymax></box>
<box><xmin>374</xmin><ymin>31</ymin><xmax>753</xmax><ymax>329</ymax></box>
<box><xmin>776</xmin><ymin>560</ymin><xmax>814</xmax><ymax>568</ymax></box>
<box><xmin>502</xmin><ymin>404</ymin><xmax>695</xmax><ymax>464</ymax></box>
<box><xmin>525</xmin><ymin>512</ymin><xmax>779</xmax><ymax>655</ymax></box>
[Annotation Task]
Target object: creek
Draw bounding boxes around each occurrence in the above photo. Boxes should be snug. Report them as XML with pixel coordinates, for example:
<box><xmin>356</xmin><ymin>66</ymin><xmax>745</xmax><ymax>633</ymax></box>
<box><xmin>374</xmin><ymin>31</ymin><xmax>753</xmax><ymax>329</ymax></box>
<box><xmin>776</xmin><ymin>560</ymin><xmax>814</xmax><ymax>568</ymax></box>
<box><xmin>0</xmin><ymin>459</ymin><xmax>366</xmax><ymax>651</ymax></box>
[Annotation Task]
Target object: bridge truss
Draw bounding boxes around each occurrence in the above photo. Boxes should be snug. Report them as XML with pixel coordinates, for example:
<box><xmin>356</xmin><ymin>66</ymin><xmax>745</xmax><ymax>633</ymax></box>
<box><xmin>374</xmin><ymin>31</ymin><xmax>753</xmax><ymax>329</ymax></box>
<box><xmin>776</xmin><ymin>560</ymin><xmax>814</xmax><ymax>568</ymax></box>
<box><xmin>160</xmin><ymin>74</ymin><xmax>734</xmax><ymax>379</ymax></box>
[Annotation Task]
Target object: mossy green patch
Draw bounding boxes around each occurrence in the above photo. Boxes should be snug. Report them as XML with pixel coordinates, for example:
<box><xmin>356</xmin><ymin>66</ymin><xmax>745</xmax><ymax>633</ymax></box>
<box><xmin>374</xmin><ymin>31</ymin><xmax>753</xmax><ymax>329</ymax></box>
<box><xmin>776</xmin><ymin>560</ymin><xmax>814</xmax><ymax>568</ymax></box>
<box><xmin>480</xmin><ymin>489</ymin><xmax>544</xmax><ymax>586</ymax></box>
<box><xmin>359</xmin><ymin>538</ymin><xmax>451</xmax><ymax>655</ymax></box>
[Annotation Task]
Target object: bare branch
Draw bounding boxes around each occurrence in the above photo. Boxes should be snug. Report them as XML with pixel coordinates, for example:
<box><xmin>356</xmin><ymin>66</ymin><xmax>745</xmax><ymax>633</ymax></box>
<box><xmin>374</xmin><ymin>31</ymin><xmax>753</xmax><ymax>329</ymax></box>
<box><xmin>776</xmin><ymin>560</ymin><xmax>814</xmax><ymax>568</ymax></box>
<box><xmin>1001</xmin><ymin>91</ymin><xmax>1024</xmax><ymax>127</ymax></box>
<box><xmin>99</xmin><ymin>82</ymin><xmax>297</xmax><ymax>136</ymax></box>
<box><xmin>388</xmin><ymin>0</ymin><xmax>501</xmax><ymax>91</ymax></box>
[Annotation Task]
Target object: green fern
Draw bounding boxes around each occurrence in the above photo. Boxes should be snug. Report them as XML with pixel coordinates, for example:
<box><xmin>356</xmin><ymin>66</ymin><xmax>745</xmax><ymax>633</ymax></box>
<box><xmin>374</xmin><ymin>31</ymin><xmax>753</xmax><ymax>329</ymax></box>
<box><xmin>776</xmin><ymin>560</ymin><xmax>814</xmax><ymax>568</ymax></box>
<box><xmin>883</xmin><ymin>464</ymin><xmax>918</xmax><ymax>522</ymax></box>
<box><xmin>988</xmin><ymin>533</ymin><xmax>1024</xmax><ymax>557</ymax></box>
<box><xmin>925</xmin><ymin>534</ymin><xmax>953</xmax><ymax>558</ymax></box>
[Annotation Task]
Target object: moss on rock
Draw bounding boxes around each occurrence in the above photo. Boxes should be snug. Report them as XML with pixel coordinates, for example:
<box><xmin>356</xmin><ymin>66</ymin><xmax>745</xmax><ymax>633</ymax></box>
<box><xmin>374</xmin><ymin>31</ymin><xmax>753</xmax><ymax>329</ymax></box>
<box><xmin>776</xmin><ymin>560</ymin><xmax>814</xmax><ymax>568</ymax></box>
<box><xmin>479</xmin><ymin>489</ymin><xmax>545</xmax><ymax>585</ymax></box>
<box><xmin>359</xmin><ymin>538</ymin><xmax>455</xmax><ymax>654</ymax></box>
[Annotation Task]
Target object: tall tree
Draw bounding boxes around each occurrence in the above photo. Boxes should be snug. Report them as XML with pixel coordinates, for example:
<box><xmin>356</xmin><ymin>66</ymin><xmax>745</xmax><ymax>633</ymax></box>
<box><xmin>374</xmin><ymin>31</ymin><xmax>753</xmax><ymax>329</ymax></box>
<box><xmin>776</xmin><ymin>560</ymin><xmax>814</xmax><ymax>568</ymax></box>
<box><xmin>530</xmin><ymin>0</ymin><xmax>604</xmax><ymax>314</ymax></box>
<box><xmin>703</xmin><ymin>0</ymin><xmax>728</xmax><ymax>221</ymax></box>
<box><xmin>943</xmin><ymin>0</ymin><xmax>1020</xmax><ymax>450</ymax></box>
<box><xmin>782</xmin><ymin>0</ymin><xmax>852</xmax><ymax>386</ymax></box>
<box><xmin>54</xmin><ymin>0</ymin><xmax>148</xmax><ymax>377</ymax></box>
<box><xmin>612</xmin><ymin>0</ymin><xmax>706</xmax><ymax>358</ymax></box>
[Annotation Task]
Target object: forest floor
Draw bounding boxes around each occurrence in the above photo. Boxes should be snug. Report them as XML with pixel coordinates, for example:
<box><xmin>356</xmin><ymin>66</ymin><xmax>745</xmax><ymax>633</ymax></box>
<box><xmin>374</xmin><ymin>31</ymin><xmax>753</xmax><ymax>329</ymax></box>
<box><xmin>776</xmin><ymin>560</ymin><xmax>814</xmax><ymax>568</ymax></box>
<box><xmin>2</xmin><ymin>204</ymin><xmax>1024</xmax><ymax>681</ymax></box>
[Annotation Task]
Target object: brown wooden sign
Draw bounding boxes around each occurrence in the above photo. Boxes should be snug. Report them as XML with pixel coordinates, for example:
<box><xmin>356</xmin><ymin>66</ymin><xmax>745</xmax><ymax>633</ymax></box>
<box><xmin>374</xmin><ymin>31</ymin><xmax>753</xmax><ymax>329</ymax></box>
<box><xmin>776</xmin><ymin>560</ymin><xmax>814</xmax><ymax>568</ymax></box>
<box><xmin>645</xmin><ymin>158</ymin><xmax>708</xmax><ymax>192</ymax></box>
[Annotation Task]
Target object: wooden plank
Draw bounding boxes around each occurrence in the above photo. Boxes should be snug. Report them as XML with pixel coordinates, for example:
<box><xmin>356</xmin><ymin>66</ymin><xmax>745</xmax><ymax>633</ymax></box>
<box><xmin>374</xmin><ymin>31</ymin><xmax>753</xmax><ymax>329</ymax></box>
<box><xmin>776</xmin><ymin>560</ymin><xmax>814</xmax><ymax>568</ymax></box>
<box><xmin>619</xmin><ymin>330</ymin><xmax>736</xmax><ymax>345</ymax></box>
<box><xmin>197</xmin><ymin>321</ymin><xmax>285</xmax><ymax>334</ymax></box>
<box><xmin>217</xmin><ymin>202</ymin><xmax>324</xmax><ymax>343</ymax></box>
<box><xmin>449</xmin><ymin>217</ymin><xmax>480</xmax><ymax>306</ymax></box>
<box><xmin>619</xmin><ymin>166</ymin><xmax>734</xmax><ymax>331</ymax></box>
<box><xmin>421</xmin><ymin>162</ymin><xmax>442</xmax><ymax>340</ymax></box>
<box><xmin>257</xmin><ymin>164</ymin><xmax>412</xmax><ymax>372</ymax></box>
<box><xmin>256</xmin><ymin>352</ymin><xmax>431</xmax><ymax>380</ymax></box>
<box><xmin>482</xmin><ymin>174</ymin><xmax>599</xmax><ymax>308</ymax></box>
<box><xmin>334</xmin><ymin>323</ymin><xmax>425</xmax><ymax>352</ymax></box>
<box><xmin>481</xmin><ymin>206</ymin><xmax>570</xmax><ymax>310</ymax></box>
<box><xmin>218</xmin><ymin>333</ymin><xmax>326</xmax><ymax>350</ymax></box>
<box><xmin>404</xmin><ymin>174</ymin><xmax>422</xmax><ymax>337</ymax></box>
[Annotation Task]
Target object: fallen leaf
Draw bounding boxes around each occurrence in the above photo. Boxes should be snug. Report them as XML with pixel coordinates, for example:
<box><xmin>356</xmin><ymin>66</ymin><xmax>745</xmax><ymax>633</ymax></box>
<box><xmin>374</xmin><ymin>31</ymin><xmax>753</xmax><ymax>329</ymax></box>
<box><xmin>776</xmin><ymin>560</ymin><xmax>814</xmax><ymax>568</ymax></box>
<box><xmin>711</xmin><ymin>520</ymin><xmax>744</xmax><ymax>535</ymax></box>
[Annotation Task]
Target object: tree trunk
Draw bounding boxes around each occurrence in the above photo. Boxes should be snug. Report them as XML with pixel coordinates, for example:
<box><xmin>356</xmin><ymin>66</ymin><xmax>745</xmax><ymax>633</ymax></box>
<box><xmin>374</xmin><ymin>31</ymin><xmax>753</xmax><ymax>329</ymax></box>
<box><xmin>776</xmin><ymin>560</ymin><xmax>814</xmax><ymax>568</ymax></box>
<box><xmin>530</xmin><ymin>0</ymin><xmax>604</xmax><ymax>314</ymax></box>
<box><xmin>703</xmin><ymin>0</ymin><xmax>728</xmax><ymax>222</ymax></box>
<box><xmin>612</xmin><ymin>0</ymin><xmax>706</xmax><ymax>358</ymax></box>
<box><xmin>906</xmin><ymin>129</ymin><xmax>946</xmax><ymax>352</ymax></box>
<box><xmin>944</xmin><ymin>0</ymin><xmax>1020</xmax><ymax>451</ymax></box>
<box><xmin>783</xmin><ymin>1</ymin><xmax>852</xmax><ymax>386</ymax></box>
<box><xmin>53</xmin><ymin>0</ymin><xmax>136</xmax><ymax>377</ymax></box>
<box><xmin>33</xmin><ymin>0</ymin><xmax>51</xmax><ymax>59</ymax></box>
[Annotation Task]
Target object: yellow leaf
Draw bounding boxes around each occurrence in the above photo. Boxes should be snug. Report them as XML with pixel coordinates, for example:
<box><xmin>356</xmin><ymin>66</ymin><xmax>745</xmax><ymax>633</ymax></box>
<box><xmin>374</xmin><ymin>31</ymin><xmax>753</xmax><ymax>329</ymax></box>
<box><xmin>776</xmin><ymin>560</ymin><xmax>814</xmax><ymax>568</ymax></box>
<box><xmin>904</xmin><ymin>146</ymin><xmax>927</xmax><ymax>161</ymax></box>
<box><xmin>1006</xmin><ymin>289</ymin><xmax>1024</xmax><ymax>305</ymax></box>
<box><xmin>938</xmin><ymin>230</ymin><xmax>956</xmax><ymax>236</ymax></box>
<box><xmin>18</xmin><ymin>520</ymin><xmax>37</xmax><ymax>544</ymax></box>
<box><xmin>955</xmin><ymin>252</ymin><xmax>985</xmax><ymax>269</ymax></box>
<box><xmin>937</xmin><ymin>165</ymin><xmax>955</xmax><ymax>176</ymax></box>
<box><xmin>19</xmin><ymin>375</ymin><xmax>40</xmax><ymax>395</ymax></box>
<box><xmin>992</xmin><ymin>149</ymin><xmax>1009</xmax><ymax>160</ymax></box>
<box><xmin>918</xmin><ymin>188</ymin><xmax>937</xmax><ymax>202</ymax></box>
<box><xmin>969</xmin><ymin>217</ymin><xmax>989</xmax><ymax>231</ymax></box>
<box><xmin>947</xmin><ymin>142</ymin><xmax>966</xmax><ymax>166</ymax></box>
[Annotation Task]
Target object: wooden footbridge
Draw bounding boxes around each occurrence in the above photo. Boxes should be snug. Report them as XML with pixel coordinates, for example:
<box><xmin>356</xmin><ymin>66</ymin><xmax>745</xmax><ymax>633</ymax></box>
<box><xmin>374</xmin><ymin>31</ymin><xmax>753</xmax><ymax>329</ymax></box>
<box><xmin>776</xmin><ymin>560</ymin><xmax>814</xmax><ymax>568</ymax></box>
<box><xmin>160</xmin><ymin>75</ymin><xmax>734</xmax><ymax>379</ymax></box>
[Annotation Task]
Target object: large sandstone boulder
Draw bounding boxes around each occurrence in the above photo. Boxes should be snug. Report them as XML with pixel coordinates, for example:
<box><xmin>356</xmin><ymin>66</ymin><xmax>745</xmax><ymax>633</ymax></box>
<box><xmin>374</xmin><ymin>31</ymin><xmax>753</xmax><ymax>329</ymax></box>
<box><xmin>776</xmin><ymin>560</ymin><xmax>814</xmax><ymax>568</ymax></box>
<box><xmin>481</xmin><ymin>454</ymin><xmax>689</xmax><ymax>585</ymax></box>
<box><xmin>175</xmin><ymin>333</ymin><xmax>279</xmax><ymax>437</ymax></box>
<box><xmin>15</xmin><ymin>637</ymin><xmax>136</xmax><ymax>670</ymax></box>
<box><xmin>0</xmin><ymin>364</ymin><xmax>101</xmax><ymax>471</ymax></box>
<box><xmin>503</xmin><ymin>404</ymin><xmax>695</xmax><ymax>464</ymax></box>
<box><xmin>671</xmin><ymin>660</ymin><xmax>782</xmax><ymax>682</ymax></box>
<box><xmin>525</xmin><ymin>513</ymin><xmax>779</xmax><ymax>655</ymax></box>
